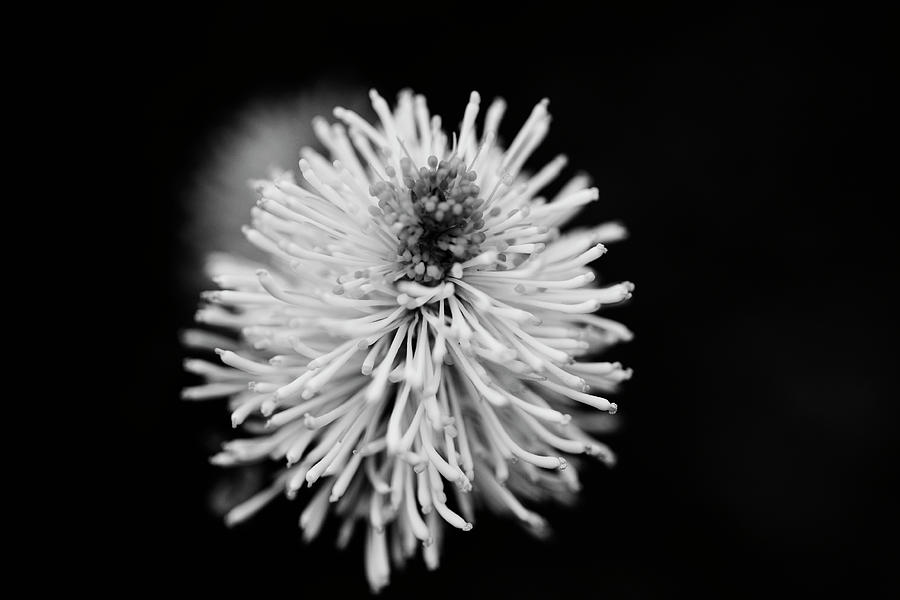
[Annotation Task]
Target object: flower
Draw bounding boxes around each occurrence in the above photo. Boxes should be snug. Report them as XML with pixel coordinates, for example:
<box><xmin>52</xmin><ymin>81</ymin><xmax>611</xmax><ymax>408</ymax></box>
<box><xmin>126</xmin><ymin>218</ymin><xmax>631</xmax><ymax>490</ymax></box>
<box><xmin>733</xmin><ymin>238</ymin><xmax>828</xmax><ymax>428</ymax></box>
<box><xmin>183</xmin><ymin>89</ymin><xmax>634</xmax><ymax>592</ymax></box>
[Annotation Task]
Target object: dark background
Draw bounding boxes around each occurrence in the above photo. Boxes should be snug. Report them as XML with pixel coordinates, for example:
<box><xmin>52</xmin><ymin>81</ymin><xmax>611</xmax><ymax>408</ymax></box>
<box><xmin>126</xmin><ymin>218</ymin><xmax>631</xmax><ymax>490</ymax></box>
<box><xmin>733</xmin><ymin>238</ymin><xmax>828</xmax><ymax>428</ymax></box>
<box><xmin>117</xmin><ymin>5</ymin><xmax>896</xmax><ymax>598</ymax></box>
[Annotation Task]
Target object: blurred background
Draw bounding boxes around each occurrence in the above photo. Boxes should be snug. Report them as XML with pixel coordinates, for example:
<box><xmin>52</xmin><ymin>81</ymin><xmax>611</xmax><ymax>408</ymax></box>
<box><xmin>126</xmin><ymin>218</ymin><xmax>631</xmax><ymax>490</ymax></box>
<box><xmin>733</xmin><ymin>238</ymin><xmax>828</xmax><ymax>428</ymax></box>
<box><xmin>119</xmin><ymin>5</ymin><xmax>895</xmax><ymax>597</ymax></box>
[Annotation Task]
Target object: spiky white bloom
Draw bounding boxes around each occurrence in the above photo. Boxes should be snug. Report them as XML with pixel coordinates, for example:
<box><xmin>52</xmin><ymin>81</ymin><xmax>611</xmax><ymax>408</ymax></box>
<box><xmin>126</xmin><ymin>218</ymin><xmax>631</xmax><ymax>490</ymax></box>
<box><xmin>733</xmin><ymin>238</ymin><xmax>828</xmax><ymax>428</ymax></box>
<box><xmin>183</xmin><ymin>89</ymin><xmax>634</xmax><ymax>592</ymax></box>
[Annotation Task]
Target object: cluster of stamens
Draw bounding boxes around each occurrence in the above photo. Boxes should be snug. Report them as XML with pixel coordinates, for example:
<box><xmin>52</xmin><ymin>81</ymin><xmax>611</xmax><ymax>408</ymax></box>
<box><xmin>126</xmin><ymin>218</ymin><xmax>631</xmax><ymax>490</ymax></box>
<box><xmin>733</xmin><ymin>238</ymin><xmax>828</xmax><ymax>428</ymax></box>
<box><xmin>370</xmin><ymin>155</ymin><xmax>486</xmax><ymax>284</ymax></box>
<box><xmin>185</xmin><ymin>89</ymin><xmax>636</xmax><ymax>594</ymax></box>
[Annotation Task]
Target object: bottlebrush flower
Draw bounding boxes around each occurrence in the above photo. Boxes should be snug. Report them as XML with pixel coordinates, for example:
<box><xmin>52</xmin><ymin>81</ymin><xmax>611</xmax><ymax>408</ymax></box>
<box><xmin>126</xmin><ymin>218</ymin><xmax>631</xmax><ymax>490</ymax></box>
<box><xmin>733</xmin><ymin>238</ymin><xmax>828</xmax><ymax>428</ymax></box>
<box><xmin>183</xmin><ymin>89</ymin><xmax>634</xmax><ymax>592</ymax></box>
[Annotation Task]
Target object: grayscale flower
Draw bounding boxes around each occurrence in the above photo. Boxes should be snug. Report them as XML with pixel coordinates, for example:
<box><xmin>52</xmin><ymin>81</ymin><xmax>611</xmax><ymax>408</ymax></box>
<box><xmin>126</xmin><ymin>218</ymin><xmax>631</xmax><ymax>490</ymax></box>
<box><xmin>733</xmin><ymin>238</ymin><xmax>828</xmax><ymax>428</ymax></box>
<box><xmin>183</xmin><ymin>89</ymin><xmax>634</xmax><ymax>592</ymax></box>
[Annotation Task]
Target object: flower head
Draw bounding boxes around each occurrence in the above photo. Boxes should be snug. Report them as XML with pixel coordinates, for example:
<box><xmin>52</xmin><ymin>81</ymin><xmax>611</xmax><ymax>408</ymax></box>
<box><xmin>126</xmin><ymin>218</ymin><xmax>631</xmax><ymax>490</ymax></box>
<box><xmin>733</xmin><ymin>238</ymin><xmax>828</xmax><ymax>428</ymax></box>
<box><xmin>183</xmin><ymin>89</ymin><xmax>634</xmax><ymax>592</ymax></box>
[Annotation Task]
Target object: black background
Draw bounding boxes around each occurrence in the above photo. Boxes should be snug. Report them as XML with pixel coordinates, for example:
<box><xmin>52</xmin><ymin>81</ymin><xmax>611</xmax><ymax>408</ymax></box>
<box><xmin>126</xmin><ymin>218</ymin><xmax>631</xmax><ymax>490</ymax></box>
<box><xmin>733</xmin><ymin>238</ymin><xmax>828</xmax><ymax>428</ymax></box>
<box><xmin>117</xmin><ymin>5</ymin><xmax>895</xmax><ymax>598</ymax></box>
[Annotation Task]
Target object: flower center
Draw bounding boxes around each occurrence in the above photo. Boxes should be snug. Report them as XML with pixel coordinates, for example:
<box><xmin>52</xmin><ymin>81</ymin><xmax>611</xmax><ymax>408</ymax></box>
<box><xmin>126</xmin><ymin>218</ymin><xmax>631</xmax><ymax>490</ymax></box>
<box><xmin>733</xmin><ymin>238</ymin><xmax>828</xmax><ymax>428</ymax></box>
<box><xmin>372</xmin><ymin>155</ymin><xmax>486</xmax><ymax>284</ymax></box>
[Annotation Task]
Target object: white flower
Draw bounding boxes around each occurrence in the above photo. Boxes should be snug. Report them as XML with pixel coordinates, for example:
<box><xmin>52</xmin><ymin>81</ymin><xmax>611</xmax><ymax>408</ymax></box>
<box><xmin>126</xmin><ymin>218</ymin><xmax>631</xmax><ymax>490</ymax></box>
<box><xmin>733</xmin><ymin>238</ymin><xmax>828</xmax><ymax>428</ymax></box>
<box><xmin>183</xmin><ymin>89</ymin><xmax>634</xmax><ymax>592</ymax></box>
